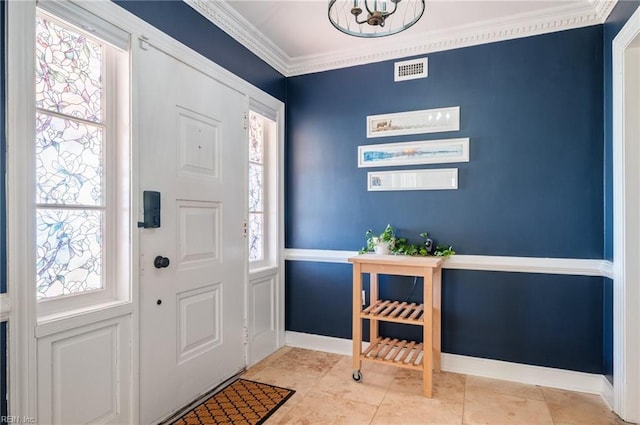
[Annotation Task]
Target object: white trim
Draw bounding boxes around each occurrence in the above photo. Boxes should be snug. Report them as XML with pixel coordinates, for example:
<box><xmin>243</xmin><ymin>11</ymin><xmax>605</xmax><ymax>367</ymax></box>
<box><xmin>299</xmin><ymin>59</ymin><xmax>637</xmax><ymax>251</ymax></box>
<box><xmin>612</xmin><ymin>5</ymin><xmax>640</xmax><ymax>423</ymax></box>
<box><xmin>0</xmin><ymin>294</ymin><xmax>10</xmax><ymax>322</ymax></box>
<box><xmin>284</xmin><ymin>249</ymin><xmax>613</xmax><ymax>278</ymax></box>
<box><xmin>602</xmin><ymin>376</ymin><xmax>615</xmax><ymax>411</ymax></box>
<box><xmin>183</xmin><ymin>0</ymin><xmax>289</xmax><ymax>76</ymax></box>
<box><xmin>186</xmin><ymin>0</ymin><xmax>617</xmax><ymax>76</ymax></box>
<box><xmin>7</xmin><ymin>0</ymin><xmax>39</xmax><ymax>419</ymax></box>
<box><xmin>285</xmin><ymin>331</ymin><xmax>607</xmax><ymax>396</ymax></box>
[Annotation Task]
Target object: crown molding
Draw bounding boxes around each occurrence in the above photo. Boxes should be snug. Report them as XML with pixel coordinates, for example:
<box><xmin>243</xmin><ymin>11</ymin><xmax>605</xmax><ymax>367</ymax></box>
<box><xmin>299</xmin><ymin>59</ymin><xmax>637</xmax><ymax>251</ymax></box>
<box><xmin>592</xmin><ymin>0</ymin><xmax>618</xmax><ymax>22</ymax></box>
<box><xmin>184</xmin><ymin>0</ymin><xmax>290</xmax><ymax>76</ymax></box>
<box><xmin>185</xmin><ymin>0</ymin><xmax>618</xmax><ymax>77</ymax></box>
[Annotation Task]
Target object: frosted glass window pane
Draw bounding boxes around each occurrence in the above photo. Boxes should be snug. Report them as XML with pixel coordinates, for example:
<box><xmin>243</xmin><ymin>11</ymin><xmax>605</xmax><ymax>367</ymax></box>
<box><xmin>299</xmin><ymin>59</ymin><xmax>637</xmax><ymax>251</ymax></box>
<box><xmin>36</xmin><ymin>15</ymin><xmax>102</xmax><ymax>122</ymax></box>
<box><xmin>36</xmin><ymin>113</ymin><xmax>103</xmax><ymax>206</ymax></box>
<box><xmin>248</xmin><ymin>213</ymin><xmax>263</xmax><ymax>262</ymax></box>
<box><xmin>36</xmin><ymin>209</ymin><xmax>103</xmax><ymax>299</ymax></box>
<box><xmin>249</xmin><ymin>163</ymin><xmax>263</xmax><ymax>212</ymax></box>
<box><xmin>249</xmin><ymin>112</ymin><xmax>263</xmax><ymax>164</ymax></box>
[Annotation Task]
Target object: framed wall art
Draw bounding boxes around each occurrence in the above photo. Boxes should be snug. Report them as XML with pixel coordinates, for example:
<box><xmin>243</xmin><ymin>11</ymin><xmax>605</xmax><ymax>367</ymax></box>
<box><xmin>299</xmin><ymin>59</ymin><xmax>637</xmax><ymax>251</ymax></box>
<box><xmin>358</xmin><ymin>138</ymin><xmax>469</xmax><ymax>168</ymax></box>
<box><xmin>367</xmin><ymin>168</ymin><xmax>458</xmax><ymax>191</ymax></box>
<box><xmin>366</xmin><ymin>106</ymin><xmax>460</xmax><ymax>138</ymax></box>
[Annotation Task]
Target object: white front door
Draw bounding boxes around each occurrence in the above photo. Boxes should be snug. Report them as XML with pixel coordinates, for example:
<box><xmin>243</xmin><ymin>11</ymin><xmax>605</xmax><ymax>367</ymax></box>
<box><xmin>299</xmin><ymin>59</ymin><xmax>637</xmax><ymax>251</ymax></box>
<box><xmin>137</xmin><ymin>43</ymin><xmax>247</xmax><ymax>424</ymax></box>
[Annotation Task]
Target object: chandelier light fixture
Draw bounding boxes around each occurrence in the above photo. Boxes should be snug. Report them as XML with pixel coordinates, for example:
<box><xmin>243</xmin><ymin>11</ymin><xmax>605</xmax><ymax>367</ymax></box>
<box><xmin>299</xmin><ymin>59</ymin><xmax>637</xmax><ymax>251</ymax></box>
<box><xmin>328</xmin><ymin>0</ymin><xmax>425</xmax><ymax>38</ymax></box>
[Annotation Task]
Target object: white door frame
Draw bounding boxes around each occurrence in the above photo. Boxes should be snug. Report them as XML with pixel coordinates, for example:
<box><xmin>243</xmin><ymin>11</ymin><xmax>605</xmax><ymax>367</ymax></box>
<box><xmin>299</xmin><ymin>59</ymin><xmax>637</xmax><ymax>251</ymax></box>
<box><xmin>6</xmin><ymin>1</ymin><xmax>39</xmax><ymax>419</ymax></box>
<box><xmin>612</xmin><ymin>6</ymin><xmax>640</xmax><ymax>423</ymax></box>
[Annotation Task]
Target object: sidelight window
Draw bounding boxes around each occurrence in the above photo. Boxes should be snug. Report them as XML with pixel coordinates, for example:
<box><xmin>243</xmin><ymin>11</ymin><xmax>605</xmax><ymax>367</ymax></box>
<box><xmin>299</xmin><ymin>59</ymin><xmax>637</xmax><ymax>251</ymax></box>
<box><xmin>35</xmin><ymin>7</ymin><xmax>130</xmax><ymax>314</ymax></box>
<box><xmin>248</xmin><ymin>110</ymin><xmax>276</xmax><ymax>268</ymax></box>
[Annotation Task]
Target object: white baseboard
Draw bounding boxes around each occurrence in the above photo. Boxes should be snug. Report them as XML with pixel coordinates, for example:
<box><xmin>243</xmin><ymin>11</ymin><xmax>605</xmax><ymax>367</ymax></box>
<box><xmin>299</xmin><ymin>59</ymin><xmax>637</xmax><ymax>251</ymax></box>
<box><xmin>285</xmin><ymin>331</ymin><xmax>608</xmax><ymax>397</ymax></box>
<box><xmin>601</xmin><ymin>375</ymin><xmax>614</xmax><ymax>410</ymax></box>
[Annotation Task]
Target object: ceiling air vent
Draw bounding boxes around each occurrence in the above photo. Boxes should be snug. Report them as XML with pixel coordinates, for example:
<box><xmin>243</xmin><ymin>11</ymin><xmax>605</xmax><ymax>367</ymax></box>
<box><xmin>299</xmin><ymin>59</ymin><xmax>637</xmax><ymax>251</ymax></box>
<box><xmin>394</xmin><ymin>57</ymin><xmax>428</xmax><ymax>82</ymax></box>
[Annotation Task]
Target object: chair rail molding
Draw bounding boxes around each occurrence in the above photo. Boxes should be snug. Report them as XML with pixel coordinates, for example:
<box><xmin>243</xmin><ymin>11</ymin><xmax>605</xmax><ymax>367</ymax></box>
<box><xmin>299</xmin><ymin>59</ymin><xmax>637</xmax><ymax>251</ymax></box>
<box><xmin>0</xmin><ymin>294</ymin><xmax>9</xmax><ymax>322</ymax></box>
<box><xmin>284</xmin><ymin>249</ymin><xmax>613</xmax><ymax>278</ymax></box>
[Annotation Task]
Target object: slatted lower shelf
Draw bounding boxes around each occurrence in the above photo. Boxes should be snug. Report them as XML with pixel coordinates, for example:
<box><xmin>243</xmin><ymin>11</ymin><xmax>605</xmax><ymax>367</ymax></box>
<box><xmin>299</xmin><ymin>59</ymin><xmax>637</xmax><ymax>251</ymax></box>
<box><xmin>361</xmin><ymin>300</ymin><xmax>424</xmax><ymax>325</ymax></box>
<box><xmin>361</xmin><ymin>337</ymin><xmax>423</xmax><ymax>370</ymax></box>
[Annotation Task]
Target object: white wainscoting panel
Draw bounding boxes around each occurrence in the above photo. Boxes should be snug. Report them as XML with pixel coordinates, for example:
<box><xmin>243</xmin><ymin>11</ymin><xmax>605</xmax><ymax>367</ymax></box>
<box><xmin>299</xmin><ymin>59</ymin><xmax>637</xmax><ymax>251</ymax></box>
<box><xmin>247</xmin><ymin>268</ymin><xmax>279</xmax><ymax>366</ymax></box>
<box><xmin>37</xmin><ymin>315</ymin><xmax>132</xmax><ymax>424</ymax></box>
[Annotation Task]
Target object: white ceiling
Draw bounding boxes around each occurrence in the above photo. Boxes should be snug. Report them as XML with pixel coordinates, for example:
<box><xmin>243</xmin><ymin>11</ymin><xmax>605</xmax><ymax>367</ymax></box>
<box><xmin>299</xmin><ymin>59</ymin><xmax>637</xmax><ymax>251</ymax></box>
<box><xmin>185</xmin><ymin>0</ymin><xmax>616</xmax><ymax>76</ymax></box>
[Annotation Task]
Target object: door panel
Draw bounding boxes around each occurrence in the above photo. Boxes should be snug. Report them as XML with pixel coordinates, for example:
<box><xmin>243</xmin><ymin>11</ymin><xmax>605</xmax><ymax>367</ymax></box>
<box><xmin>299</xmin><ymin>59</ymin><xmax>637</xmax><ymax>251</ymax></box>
<box><xmin>137</xmin><ymin>44</ymin><xmax>246</xmax><ymax>424</ymax></box>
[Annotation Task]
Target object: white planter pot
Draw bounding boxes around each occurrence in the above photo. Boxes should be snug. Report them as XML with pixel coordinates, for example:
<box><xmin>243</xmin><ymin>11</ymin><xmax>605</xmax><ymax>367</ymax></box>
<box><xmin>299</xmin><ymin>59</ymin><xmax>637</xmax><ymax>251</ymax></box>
<box><xmin>373</xmin><ymin>241</ymin><xmax>393</xmax><ymax>255</ymax></box>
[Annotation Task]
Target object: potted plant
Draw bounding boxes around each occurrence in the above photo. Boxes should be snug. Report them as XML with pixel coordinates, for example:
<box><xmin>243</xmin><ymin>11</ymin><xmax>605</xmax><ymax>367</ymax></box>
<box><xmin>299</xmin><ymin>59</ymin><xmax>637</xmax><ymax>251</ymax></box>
<box><xmin>360</xmin><ymin>224</ymin><xmax>455</xmax><ymax>257</ymax></box>
<box><xmin>364</xmin><ymin>224</ymin><xmax>396</xmax><ymax>255</ymax></box>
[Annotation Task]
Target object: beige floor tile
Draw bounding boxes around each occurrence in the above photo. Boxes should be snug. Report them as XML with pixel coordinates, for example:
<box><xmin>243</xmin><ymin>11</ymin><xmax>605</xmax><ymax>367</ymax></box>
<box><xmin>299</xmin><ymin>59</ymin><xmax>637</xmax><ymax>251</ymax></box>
<box><xmin>245</xmin><ymin>346</ymin><xmax>294</xmax><ymax>376</ymax></box>
<box><xmin>242</xmin><ymin>366</ymin><xmax>319</xmax><ymax>402</ymax></box>
<box><xmin>315</xmin><ymin>367</ymin><xmax>394</xmax><ymax>406</ymax></box>
<box><xmin>465</xmin><ymin>375</ymin><xmax>544</xmax><ymax>401</ymax></box>
<box><xmin>541</xmin><ymin>387</ymin><xmax>625</xmax><ymax>425</ymax></box>
<box><xmin>389</xmin><ymin>369</ymin><xmax>465</xmax><ymax>402</ymax></box>
<box><xmin>274</xmin><ymin>391</ymin><xmax>378</xmax><ymax>425</ymax></box>
<box><xmin>245</xmin><ymin>347</ymin><xmax>633</xmax><ymax>425</ymax></box>
<box><xmin>463</xmin><ymin>391</ymin><xmax>554</xmax><ymax>425</ymax></box>
<box><xmin>266</xmin><ymin>347</ymin><xmax>343</xmax><ymax>375</ymax></box>
<box><xmin>372</xmin><ymin>391</ymin><xmax>464</xmax><ymax>425</ymax></box>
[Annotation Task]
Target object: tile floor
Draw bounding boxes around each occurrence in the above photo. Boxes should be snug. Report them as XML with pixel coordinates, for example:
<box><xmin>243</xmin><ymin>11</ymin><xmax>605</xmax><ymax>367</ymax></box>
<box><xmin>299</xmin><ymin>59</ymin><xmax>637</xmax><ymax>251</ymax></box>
<box><xmin>241</xmin><ymin>346</ymin><xmax>632</xmax><ymax>425</ymax></box>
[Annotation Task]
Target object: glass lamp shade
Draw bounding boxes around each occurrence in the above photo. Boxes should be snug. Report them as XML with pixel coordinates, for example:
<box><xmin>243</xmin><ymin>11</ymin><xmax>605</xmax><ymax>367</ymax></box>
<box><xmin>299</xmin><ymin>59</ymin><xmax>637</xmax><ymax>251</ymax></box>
<box><xmin>328</xmin><ymin>0</ymin><xmax>425</xmax><ymax>38</ymax></box>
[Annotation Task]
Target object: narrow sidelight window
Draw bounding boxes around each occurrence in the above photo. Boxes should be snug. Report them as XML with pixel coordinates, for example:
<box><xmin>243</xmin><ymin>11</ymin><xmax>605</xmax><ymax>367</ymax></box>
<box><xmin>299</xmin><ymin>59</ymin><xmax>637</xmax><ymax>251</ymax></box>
<box><xmin>34</xmin><ymin>8</ymin><xmax>129</xmax><ymax>313</ymax></box>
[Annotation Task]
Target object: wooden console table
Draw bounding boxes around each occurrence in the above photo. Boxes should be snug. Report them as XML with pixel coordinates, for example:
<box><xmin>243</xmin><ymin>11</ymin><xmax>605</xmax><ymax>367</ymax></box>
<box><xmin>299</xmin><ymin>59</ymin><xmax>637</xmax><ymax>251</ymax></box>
<box><xmin>348</xmin><ymin>254</ymin><xmax>444</xmax><ymax>397</ymax></box>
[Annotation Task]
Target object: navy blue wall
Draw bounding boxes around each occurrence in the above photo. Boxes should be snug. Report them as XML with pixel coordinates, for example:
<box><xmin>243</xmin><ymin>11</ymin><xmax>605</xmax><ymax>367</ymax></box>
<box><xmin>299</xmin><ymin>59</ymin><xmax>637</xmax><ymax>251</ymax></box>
<box><xmin>114</xmin><ymin>1</ymin><xmax>286</xmax><ymax>102</ymax></box>
<box><xmin>286</xmin><ymin>26</ymin><xmax>607</xmax><ymax>373</ymax></box>
<box><xmin>286</xmin><ymin>27</ymin><xmax>603</xmax><ymax>258</ymax></box>
<box><xmin>602</xmin><ymin>0</ymin><xmax>640</xmax><ymax>384</ymax></box>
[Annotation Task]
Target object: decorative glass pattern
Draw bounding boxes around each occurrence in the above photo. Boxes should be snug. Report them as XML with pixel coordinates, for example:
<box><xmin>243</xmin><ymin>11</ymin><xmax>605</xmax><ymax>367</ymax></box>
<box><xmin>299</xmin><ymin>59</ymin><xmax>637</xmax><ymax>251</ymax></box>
<box><xmin>36</xmin><ymin>13</ymin><xmax>107</xmax><ymax>300</ymax></box>
<box><xmin>248</xmin><ymin>163</ymin><xmax>263</xmax><ymax>212</ymax></box>
<box><xmin>36</xmin><ymin>209</ymin><xmax>103</xmax><ymax>299</ymax></box>
<box><xmin>249</xmin><ymin>112</ymin><xmax>263</xmax><ymax>164</ymax></box>
<box><xmin>248</xmin><ymin>112</ymin><xmax>265</xmax><ymax>262</ymax></box>
<box><xmin>36</xmin><ymin>113</ymin><xmax>103</xmax><ymax>206</ymax></box>
<box><xmin>248</xmin><ymin>213</ymin><xmax>263</xmax><ymax>262</ymax></box>
<box><xmin>36</xmin><ymin>15</ymin><xmax>102</xmax><ymax>123</ymax></box>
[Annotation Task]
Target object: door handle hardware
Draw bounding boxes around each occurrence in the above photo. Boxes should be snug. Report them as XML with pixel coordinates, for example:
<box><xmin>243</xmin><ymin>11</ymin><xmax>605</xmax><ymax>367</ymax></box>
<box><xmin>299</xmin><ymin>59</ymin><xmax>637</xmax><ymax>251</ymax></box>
<box><xmin>154</xmin><ymin>256</ymin><xmax>170</xmax><ymax>269</ymax></box>
<box><xmin>138</xmin><ymin>191</ymin><xmax>161</xmax><ymax>228</ymax></box>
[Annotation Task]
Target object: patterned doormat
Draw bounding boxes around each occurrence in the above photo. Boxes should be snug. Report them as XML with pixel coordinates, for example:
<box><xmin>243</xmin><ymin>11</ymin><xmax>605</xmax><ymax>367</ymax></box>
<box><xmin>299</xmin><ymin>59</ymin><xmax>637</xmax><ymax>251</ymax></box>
<box><xmin>170</xmin><ymin>379</ymin><xmax>295</xmax><ymax>425</ymax></box>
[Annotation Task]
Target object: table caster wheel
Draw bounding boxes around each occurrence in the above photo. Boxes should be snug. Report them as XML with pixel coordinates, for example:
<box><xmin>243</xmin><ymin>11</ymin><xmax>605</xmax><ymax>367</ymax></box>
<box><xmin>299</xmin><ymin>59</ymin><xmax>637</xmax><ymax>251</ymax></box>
<box><xmin>352</xmin><ymin>370</ymin><xmax>362</xmax><ymax>382</ymax></box>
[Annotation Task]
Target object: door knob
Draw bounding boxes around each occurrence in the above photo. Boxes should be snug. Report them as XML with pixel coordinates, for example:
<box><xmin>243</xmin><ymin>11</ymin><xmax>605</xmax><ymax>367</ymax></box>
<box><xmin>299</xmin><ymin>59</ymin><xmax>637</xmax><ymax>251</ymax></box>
<box><xmin>154</xmin><ymin>256</ymin><xmax>170</xmax><ymax>269</ymax></box>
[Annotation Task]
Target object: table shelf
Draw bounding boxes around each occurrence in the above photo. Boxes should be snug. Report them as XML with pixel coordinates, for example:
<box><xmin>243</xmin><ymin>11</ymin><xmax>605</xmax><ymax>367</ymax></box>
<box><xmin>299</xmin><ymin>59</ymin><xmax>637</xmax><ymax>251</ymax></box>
<box><xmin>361</xmin><ymin>337</ymin><xmax>423</xmax><ymax>370</ymax></box>
<box><xmin>361</xmin><ymin>300</ymin><xmax>424</xmax><ymax>326</ymax></box>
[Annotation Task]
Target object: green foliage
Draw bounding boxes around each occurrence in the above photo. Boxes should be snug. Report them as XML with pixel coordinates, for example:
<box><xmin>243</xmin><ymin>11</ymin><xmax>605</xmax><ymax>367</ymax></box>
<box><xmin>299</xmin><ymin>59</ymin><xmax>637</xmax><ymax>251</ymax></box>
<box><xmin>359</xmin><ymin>224</ymin><xmax>455</xmax><ymax>257</ymax></box>
<box><xmin>360</xmin><ymin>224</ymin><xmax>396</xmax><ymax>254</ymax></box>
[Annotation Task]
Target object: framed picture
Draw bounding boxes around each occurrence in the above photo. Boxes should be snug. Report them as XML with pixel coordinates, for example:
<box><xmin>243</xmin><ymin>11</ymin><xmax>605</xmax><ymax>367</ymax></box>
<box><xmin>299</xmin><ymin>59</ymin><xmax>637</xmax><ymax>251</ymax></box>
<box><xmin>368</xmin><ymin>168</ymin><xmax>458</xmax><ymax>191</ymax></box>
<box><xmin>366</xmin><ymin>106</ymin><xmax>460</xmax><ymax>138</ymax></box>
<box><xmin>358</xmin><ymin>138</ymin><xmax>469</xmax><ymax>168</ymax></box>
